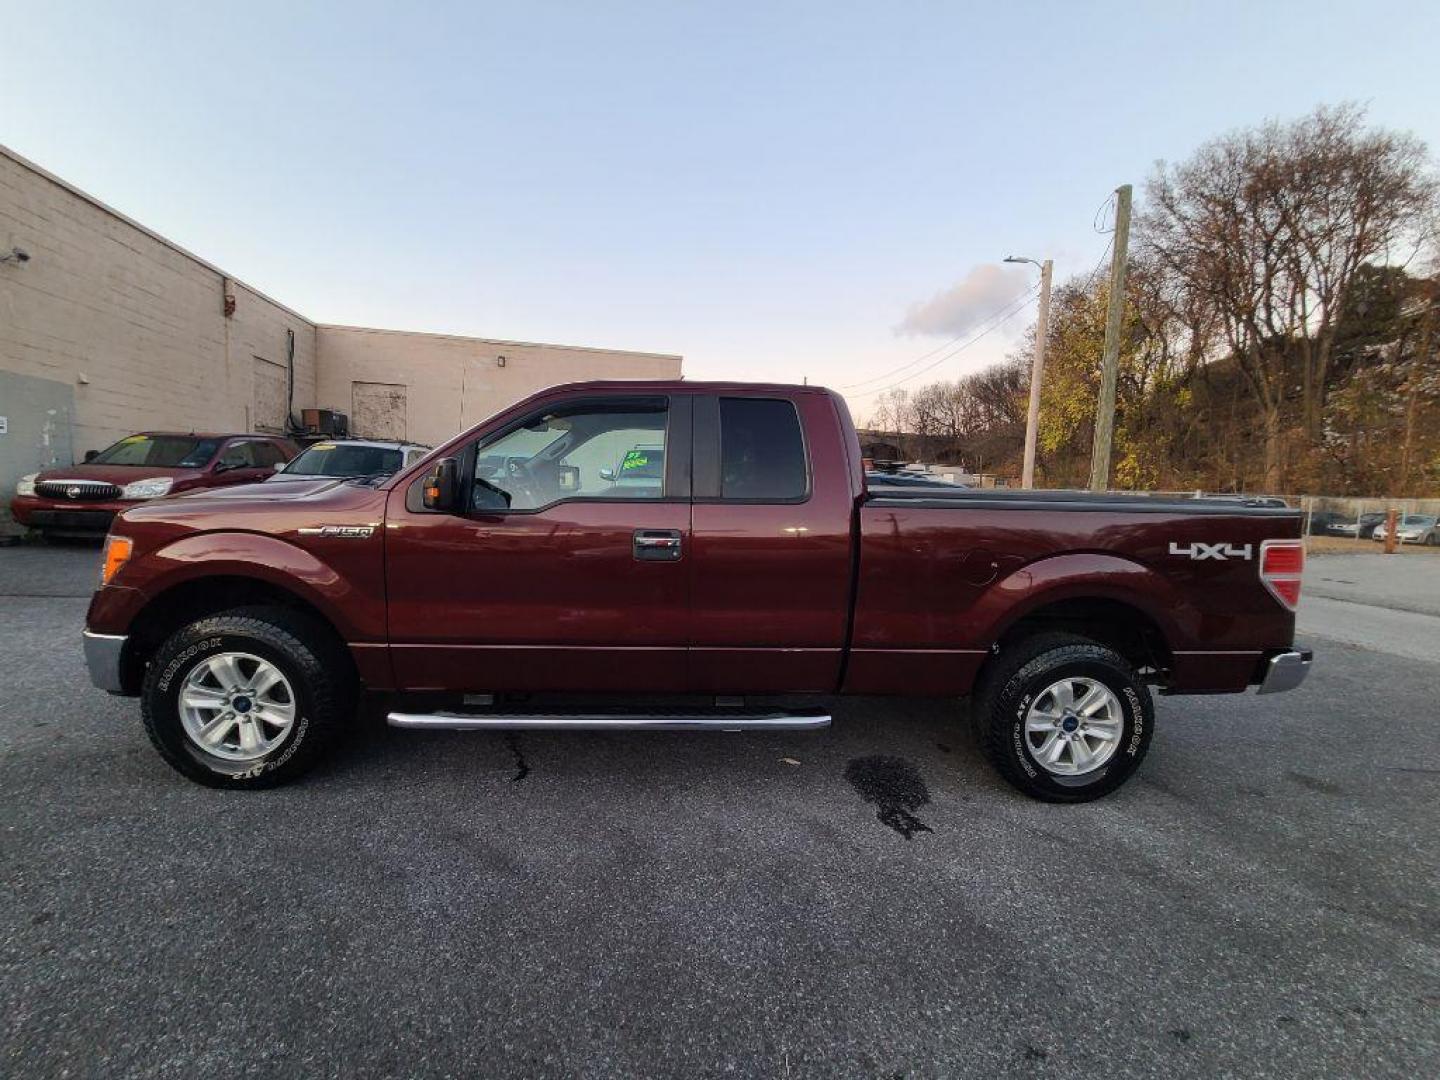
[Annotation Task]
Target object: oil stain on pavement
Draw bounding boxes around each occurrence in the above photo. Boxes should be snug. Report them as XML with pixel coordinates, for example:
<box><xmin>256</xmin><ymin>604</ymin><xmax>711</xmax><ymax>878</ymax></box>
<box><xmin>845</xmin><ymin>756</ymin><xmax>933</xmax><ymax>839</ymax></box>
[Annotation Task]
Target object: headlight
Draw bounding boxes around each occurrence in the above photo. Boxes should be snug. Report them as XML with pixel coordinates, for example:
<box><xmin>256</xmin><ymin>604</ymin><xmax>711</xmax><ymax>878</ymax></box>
<box><xmin>16</xmin><ymin>473</ymin><xmax>38</xmax><ymax>497</ymax></box>
<box><xmin>120</xmin><ymin>477</ymin><xmax>174</xmax><ymax>499</ymax></box>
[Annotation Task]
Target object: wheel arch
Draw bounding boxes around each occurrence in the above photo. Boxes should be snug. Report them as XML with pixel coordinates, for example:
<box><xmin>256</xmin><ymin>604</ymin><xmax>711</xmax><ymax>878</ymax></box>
<box><xmin>991</xmin><ymin>595</ymin><xmax>1173</xmax><ymax>675</ymax></box>
<box><xmin>119</xmin><ymin>574</ymin><xmax>352</xmax><ymax>695</ymax></box>
<box><xmin>970</xmin><ymin>553</ymin><xmax>1188</xmax><ymax>690</ymax></box>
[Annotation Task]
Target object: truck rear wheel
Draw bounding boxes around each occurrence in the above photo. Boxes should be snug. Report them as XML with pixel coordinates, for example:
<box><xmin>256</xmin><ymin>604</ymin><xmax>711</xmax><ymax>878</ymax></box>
<box><xmin>140</xmin><ymin>607</ymin><xmax>354</xmax><ymax>789</ymax></box>
<box><xmin>973</xmin><ymin>632</ymin><xmax>1153</xmax><ymax>803</ymax></box>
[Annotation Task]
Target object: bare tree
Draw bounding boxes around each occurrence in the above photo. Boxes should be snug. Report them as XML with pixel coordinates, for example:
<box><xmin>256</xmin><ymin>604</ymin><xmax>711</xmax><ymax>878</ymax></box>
<box><xmin>1144</xmin><ymin>105</ymin><xmax>1438</xmax><ymax>487</ymax></box>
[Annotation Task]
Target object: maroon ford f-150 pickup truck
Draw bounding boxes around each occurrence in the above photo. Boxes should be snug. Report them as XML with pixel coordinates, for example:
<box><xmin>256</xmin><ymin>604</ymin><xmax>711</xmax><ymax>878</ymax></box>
<box><xmin>83</xmin><ymin>381</ymin><xmax>1310</xmax><ymax>801</ymax></box>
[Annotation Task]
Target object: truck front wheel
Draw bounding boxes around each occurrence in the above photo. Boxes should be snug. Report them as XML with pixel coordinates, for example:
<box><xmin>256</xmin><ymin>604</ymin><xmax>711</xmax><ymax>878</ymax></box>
<box><xmin>973</xmin><ymin>632</ymin><xmax>1153</xmax><ymax>803</ymax></box>
<box><xmin>140</xmin><ymin>607</ymin><xmax>354</xmax><ymax>789</ymax></box>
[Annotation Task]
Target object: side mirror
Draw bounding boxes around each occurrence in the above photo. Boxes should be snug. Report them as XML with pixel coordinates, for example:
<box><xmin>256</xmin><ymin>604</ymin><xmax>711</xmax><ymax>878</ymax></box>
<box><xmin>272</xmin><ymin>461</ymin><xmax>287</xmax><ymax>472</ymax></box>
<box><xmin>599</xmin><ymin>466</ymin><xmax>616</xmax><ymax>482</ymax></box>
<box><xmin>422</xmin><ymin>457</ymin><xmax>460</xmax><ymax>511</ymax></box>
<box><xmin>84</xmin><ymin>450</ymin><xmax>100</xmax><ymax>463</ymax></box>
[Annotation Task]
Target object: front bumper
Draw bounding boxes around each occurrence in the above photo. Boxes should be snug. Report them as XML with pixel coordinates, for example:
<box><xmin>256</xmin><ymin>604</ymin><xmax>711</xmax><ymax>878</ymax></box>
<box><xmin>11</xmin><ymin>495</ymin><xmax>130</xmax><ymax>532</ymax></box>
<box><xmin>83</xmin><ymin>630</ymin><xmax>128</xmax><ymax>693</ymax></box>
<box><xmin>1257</xmin><ymin>649</ymin><xmax>1312</xmax><ymax>694</ymax></box>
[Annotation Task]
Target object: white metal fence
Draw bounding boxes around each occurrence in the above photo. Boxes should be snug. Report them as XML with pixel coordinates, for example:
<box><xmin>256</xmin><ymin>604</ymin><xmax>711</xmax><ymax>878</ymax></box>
<box><xmin>1105</xmin><ymin>490</ymin><xmax>1440</xmax><ymax>539</ymax></box>
<box><xmin>1296</xmin><ymin>495</ymin><xmax>1440</xmax><ymax>540</ymax></box>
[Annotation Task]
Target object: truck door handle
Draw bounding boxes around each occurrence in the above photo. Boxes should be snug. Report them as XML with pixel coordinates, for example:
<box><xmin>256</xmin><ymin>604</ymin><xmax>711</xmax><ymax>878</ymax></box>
<box><xmin>633</xmin><ymin>529</ymin><xmax>683</xmax><ymax>562</ymax></box>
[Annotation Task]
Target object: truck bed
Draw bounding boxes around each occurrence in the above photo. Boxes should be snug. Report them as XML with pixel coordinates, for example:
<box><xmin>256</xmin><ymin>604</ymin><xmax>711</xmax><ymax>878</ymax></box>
<box><xmin>846</xmin><ymin>486</ymin><xmax>1302</xmax><ymax>696</ymax></box>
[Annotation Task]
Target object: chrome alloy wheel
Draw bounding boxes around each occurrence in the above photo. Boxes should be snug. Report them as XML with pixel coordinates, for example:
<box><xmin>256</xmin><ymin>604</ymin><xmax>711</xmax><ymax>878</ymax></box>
<box><xmin>1023</xmin><ymin>676</ymin><xmax>1124</xmax><ymax>776</ymax></box>
<box><xmin>178</xmin><ymin>652</ymin><xmax>297</xmax><ymax>762</ymax></box>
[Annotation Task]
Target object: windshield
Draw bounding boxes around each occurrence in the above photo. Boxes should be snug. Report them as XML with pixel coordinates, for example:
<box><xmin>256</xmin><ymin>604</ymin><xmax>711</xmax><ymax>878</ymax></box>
<box><xmin>1401</xmin><ymin>515</ymin><xmax>1436</xmax><ymax>526</ymax></box>
<box><xmin>90</xmin><ymin>434</ymin><xmax>221</xmax><ymax>468</ymax></box>
<box><xmin>282</xmin><ymin>443</ymin><xmax>404</xmax><ymax>477</ymax></box>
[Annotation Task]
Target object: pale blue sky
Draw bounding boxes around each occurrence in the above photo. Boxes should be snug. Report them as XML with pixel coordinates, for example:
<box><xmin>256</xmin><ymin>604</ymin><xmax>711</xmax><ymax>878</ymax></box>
<box><xmin>3</xmin><ymin>1</ymin><xmax>1437</xmax><ymax>421</ymax></box>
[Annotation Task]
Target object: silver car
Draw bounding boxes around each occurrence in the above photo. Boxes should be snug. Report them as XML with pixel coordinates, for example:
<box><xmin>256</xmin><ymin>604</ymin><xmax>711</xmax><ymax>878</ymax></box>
<box><xmin>1372</xmin><ymin>514</ymin><xmax>1439</xmax><ymax>545</ymax></box>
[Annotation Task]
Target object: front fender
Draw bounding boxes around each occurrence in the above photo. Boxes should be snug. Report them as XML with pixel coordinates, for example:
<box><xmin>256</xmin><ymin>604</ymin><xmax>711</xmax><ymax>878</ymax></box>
<box><xmin>970</xmin><ymin>552</ymin><xmax>1197</xmax><ymax>650</ymax></box>
<box><xmin>121</xmin><ymin>531</ymin><xmax>378</xmax><ymax>641</ymax></box>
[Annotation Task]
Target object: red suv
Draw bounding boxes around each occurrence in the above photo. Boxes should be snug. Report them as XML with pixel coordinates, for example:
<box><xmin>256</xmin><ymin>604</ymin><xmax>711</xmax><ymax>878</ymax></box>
<box><xmin>11</xmin><ymin>432</ymin><xmax>297</xmax><ymax>539</ymax></box>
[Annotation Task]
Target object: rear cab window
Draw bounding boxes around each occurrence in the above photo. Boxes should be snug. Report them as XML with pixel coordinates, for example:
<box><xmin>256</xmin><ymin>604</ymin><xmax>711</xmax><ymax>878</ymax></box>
<box><xmin>718</xmin><ymin>397</ymin><xmax>808</xmax><ymax>501</ymax></box>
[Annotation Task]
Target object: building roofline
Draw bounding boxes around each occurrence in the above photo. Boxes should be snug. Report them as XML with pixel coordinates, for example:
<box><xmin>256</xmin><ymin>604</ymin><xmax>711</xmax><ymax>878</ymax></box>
<box><xmin>0</xmin><ymin>142</ymin><xmax>687</xmax><ymax>364</ymax></box>
<box><xmin>315</xmin><ymin>323</ymin><xmax>682</xmax><ymax>362</ymax></box>
<box><xmin>0</xmin><ymin>141</ymin><xmax>315</xmax><ymax>326</ymax></box>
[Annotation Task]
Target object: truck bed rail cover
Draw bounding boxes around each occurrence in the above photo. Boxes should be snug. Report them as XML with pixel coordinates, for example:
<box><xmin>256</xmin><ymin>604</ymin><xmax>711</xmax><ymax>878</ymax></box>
<box><xmin>865</xmin><ymin>489</ymin><xmax>1301</xmax><ymax>515</ymax></box>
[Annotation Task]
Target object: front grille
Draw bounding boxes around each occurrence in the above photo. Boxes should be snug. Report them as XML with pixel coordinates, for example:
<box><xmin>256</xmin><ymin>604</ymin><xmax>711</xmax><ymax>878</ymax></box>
<box><xmin>35</xmin><ymin>479</ymin><xmax>123</xmax><ymax>501</ymax></box>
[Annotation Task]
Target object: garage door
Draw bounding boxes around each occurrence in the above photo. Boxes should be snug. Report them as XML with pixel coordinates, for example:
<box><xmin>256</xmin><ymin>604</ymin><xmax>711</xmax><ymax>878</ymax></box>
<box><xmin>252</xmin><ymin>357</ymin><xmax>287</xmax><ymax>433</ymax></box>
<box><xmin>352</xmin><ymin>382</ymin><xmax>407</xmax><ymax>440</ymax></box>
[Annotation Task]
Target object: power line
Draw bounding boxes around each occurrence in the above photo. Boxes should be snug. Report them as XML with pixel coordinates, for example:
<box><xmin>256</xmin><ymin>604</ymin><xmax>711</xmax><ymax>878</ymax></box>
<box><xmin>1093</xmin><ymin>191</ymin><xmax>1118</xmax><ymax>234</ymax></box>
<box><xmin>837</xmin><ymin>322</ymin><xmax>992</xmax><ymax>391</ymax></box>
<box><xmin>1080</xmin><ymin>235</ymin><xmax>1115</xmax><ymax>295</ymax></box>
<box><xmin>839</xmin><ymin>284</ymin><xmax>1041</xmax><ymax>392</ymax></box>
<box><xmin>854</xmin><ymin>286</ymin><xmax>1041</xmax><ymax>399</ymax></box>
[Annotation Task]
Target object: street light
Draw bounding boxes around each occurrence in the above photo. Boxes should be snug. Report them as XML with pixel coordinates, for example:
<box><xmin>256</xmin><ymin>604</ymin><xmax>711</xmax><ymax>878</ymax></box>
<box><xmin>1004</xmin><ymin>254</ymin><xmax>1053</xmax><ymax>489</ymax></box>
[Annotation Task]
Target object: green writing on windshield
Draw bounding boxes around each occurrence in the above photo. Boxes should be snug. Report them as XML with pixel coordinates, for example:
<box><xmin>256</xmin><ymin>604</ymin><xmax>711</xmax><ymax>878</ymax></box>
<box><xmin>620</xmin><ymin>450</ymin><xmax>650</xmax><ymax>472</ymax></box>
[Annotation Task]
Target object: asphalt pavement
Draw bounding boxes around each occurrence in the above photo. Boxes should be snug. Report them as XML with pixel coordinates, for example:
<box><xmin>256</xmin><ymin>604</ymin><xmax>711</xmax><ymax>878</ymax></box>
<box><xmin>2</xmin><ymin>543</ymin><xmax>1437</xmax><ymax>1078</ymax></box>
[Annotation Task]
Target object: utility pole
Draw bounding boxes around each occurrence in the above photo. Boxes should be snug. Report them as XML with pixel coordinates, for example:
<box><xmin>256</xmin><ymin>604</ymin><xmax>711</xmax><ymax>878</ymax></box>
<box><xmin>1006</xmin><ymin>257</ymin><xmax>1053</xmax><ymax>489</ymax></box>
<box><xmin>1088</xmin><ymin>183</ymin><xmax>1132</xmax><ymax>492</ymax></box>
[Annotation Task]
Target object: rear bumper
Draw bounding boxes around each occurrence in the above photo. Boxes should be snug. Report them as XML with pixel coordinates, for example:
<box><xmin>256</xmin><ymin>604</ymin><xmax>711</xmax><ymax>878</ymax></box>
<box><xmin>83</xmin><ymin>630</ymin><xmax>128</xmax><ymax>693</ymax></box>
<box><xmin>1257</xmin><ymin>649</ymin><xmax>1312</xmax><ymax>694</ymax></box>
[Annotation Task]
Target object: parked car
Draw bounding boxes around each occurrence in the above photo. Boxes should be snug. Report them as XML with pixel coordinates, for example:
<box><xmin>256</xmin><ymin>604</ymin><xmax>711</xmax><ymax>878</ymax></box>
<box><xmin>865</xmin><ymin>470</ymin><xmax>967</xmax><ymax>489</ymax></box>
<box><xmin>1373</xmin><ymin>514</ymin><xmax>1439</xmax><ymax>545</ymax></box>
<box><xmin>598</xmin><ymin>443</ymin><xmax>665</xmax><ymax>496</ymax></box>
<box><xmin>11</xmin><ymin>432</ymin><xmax>297</xmax><ymax>538</ymax></box>
<box><xmin>83</xmin><ymin>381</ymin><xmax>1310</xmax><ymax>803</ymax></box>
<box><xmin>1304</xmin><ymin>510</ymin><xmax>1345</xmax><ymax>536</ymax></box>
<box><xmin>268</xmin><ymin>439</ymin><xmax>430</xmax><ymax>482</ymax></box>
<box><xmin>1197</xmin><ymin>494</ymin><xmax>1291</xmax><ymax>509</ymax></box>
<box><xmin>1328</xmin><ymin>512</ymin><xmax>1386</xmax><ymax>539</ymax></box>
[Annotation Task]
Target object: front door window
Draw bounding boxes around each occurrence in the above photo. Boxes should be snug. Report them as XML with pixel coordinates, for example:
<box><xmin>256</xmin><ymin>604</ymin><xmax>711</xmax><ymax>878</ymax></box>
<box><xmin>472</xmin><ymin>404</ymin><xmax>669</xmax><ymax>511</ymax></box>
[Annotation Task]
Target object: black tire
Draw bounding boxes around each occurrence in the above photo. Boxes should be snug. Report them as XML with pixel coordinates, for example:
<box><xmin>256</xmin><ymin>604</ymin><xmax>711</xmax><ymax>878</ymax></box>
<box><xmin>973</xmin><ymin>632</ymin><xmax>1153</xmax><ymax>803</ymax></box>
<box><xmin>140</xmin><ymin>606</ymin><xmax>355</xmax><ymax>789</ymax></box>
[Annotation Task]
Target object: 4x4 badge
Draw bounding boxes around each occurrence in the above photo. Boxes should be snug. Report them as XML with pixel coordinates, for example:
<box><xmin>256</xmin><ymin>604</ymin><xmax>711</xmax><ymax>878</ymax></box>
<box><xmin>1169</xmin><ymin>541</ymin><xmax>1252</xmax><ymax>561</ymax></box>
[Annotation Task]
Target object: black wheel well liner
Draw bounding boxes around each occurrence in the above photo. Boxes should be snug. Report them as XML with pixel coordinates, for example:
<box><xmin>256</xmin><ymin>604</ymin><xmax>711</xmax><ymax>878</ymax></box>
<box><xmin>986</xmin><ymin>597</ymin><xmax>1173</xmax><ymax>685</ymax></box>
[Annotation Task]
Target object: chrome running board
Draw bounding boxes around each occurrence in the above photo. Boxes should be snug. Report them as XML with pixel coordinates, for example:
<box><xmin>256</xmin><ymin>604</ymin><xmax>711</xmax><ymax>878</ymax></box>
<box><xmin>387</xmin><ymin>707</ymin><xmax>831</xmax><ymax>732</ymax></box>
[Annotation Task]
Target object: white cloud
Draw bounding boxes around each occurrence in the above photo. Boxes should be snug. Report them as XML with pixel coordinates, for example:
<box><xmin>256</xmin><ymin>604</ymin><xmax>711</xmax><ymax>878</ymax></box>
<box><xmin>896</xmin><ymin>264</ymin><xmax>1031</xmax><ymax>338</ymax></box>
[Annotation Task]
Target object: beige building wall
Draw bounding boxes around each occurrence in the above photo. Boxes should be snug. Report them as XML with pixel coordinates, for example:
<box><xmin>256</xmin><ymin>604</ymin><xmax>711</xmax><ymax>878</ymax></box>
<box><xmin>0</xmin><ymin>145</ymin><xmax>318</xmax><ymax>459</ymax></box>
<box><xmin>315</xmin><ymin>325</ymin><xmax>683</xmax><ymax>447</ymax></box>
<box><xmin>0</xmin><ymin>143</ymin><xmax>683</xmax><ymax>516</ymax></box>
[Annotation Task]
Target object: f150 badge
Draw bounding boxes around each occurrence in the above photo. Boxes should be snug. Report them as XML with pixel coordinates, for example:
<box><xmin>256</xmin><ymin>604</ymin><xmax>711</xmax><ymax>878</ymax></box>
<box><xmin>1169</xmin><ymin>541</ymin><xmax>1252</xmax><ymax>561</ymax></box>
<box><xmin>298</xmin><ymin>525</ymin><xmax>377</xmax><ymax>539</ymax></box>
